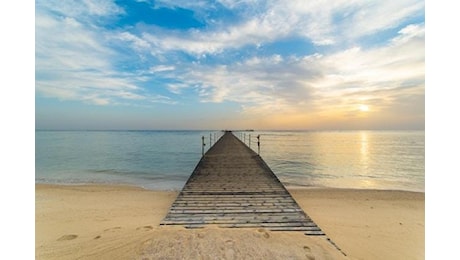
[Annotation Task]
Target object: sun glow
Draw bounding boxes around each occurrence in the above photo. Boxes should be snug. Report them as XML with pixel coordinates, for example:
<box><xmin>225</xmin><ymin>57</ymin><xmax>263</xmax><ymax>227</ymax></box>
<box><xmin>359</xmin><ymin>105</ymin><xmax>369</xmax><ymax>112</ymax></box>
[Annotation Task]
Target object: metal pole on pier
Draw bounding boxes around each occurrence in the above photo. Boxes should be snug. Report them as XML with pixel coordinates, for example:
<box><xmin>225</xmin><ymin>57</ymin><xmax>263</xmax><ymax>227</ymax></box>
<box><xmin>249</xmin><ymin>134</ymin><xmax>251</xmax><ymax>149</ymax></box>
<box><xmin>202</xmin><ymin>136</ymin><xmax>206</xmax><ymax>156</ymax></box>
<box><xmin>257</xmin><ymin>135</ymin><xmax>260</xmax><ymax>155</ymax></box>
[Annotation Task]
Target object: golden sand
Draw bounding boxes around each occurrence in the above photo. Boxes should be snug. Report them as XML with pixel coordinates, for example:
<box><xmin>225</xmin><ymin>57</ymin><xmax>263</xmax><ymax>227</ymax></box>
<box><xmin>36</xmin><ymin>184</ymin><xmax>424</xmax><ymax>259</ymax></box>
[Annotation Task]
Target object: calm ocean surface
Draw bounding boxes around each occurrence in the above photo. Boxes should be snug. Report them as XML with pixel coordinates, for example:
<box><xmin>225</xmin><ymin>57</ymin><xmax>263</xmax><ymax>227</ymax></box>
<box><xmin>35</xmin><ymin>130</ymin><xmax>424</xmax><ymax>192</ymax></box>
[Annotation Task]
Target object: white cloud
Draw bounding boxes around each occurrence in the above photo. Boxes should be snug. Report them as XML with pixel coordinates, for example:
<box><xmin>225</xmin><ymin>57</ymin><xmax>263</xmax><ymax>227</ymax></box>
<box><xmin>264</xmin><ymin>0</ymin><xmax>424</xmax><ymax>43</ymax></box>
<box><xmin>149</xmin><ymin>94</ymin><xmax>177</xmax><ymax>105</ymax></box>
<box><xmin>36</xmin><ymin>0</ymin><xmax>123</xmax><ymax>19</ymax></box>
<box><xmin>287</xmin><ymin>0</ymin><xmax>423</xmax><ymax>43</ymax></box>
<box><xmin>167</xmin><ymin>83</ymin><xmax>189</xmax><ymax>95</ymax></box>
<box><xmin>392</xmin><ymin>23</ymin><xmax>425</xmax><ymax>44</ymax></box>
<box><xmin>319</xmin><ymin>23</ymin><xmax>425</xmax><ymax>88</ymax></box>
<box><xmin>345</xmin><ymin>1</ymin><xmax>424</xmax><ymax>38</ymax></box>
<box><xmin>137</xmin><ymin>0</ymin><xmax>424</xmax><ymax>55</ymax></box>
<box><xmin>82</xmin><ymin>0</ymin><xmax>124</xmax><ymax>16</ymax></box>
<box><xmin>35</xmin><ymin>5</ymin><xmax>146</xmax><ymax>106</ymax></box>
<box><xmin>170</xmin><ymin>23</ymin><xmax>424</xmax><ymax>119</ymax></box>
<box><xmin>150</xmin><ymin>65</ymin><xmax>176</xmax><ymax>73</ymax></box>
<box><xmin>142</xmin><ymin>16</ymin><xmax>284</xmax><ymax>55</ymax></box>
<box><xmin>173</xmin><ymin>55</ymin><xmax>317</xmax><ymax>111</ymax></box>
<box><xmin>114</xmin><ymin>32</ymin><xmax>151</xmax><ymax>51</ymax></box>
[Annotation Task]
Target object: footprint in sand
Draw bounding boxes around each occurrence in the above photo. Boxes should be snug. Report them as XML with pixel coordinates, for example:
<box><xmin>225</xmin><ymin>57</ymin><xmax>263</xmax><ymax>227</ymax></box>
<box><xmin>57</xmin><ymin>234</ymin><xmax>78</xmax><ymax>241</ymax></box>
<box><xmin>303</xmin><ymin>246</ymin><xmax>315</xmax><ymax>260</ymax></box>
<box><xmin>257</xmin><ymin>228</ymin><xmax>270</xmax><ymax>239</ymax></box>
<box><xmin>136</xmin><ymin>225</ymin><xmax>154</xmax><ymax>231</ymax></box>
<box><xmin>104</xmin><ymin>227</ymin><xmax>122</xmax><ymax>232</ymax></box>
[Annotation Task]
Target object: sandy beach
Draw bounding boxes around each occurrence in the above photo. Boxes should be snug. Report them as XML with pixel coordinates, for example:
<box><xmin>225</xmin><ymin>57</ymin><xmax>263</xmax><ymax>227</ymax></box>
<box><xmin>35</xmin><ymin>184</ymin><xmax>424</xmax><ymax>259</ymax></box>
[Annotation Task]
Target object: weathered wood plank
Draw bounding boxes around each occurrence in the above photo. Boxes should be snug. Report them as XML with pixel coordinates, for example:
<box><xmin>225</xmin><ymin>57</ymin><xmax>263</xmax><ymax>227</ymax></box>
<box><xmin>161</xmin><ymin>219</ymin><xmax>318</xmax><ymax>225</ymax></box>
<box><xmin>163</xmin><ymin>212</ymin><xmax>312</xmax><ymax>220</ymax></box>
<box><xmin>168</xmin><ymin>208</ymin><xmax>304</xmax><ymax>214</ymax></box>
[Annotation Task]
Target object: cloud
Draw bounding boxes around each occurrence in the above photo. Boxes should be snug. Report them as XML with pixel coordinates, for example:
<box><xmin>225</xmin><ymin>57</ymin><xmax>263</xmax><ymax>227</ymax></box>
<box><xmin>167</xmin><ymin>83</ymin><xmax>190</xmax><ymax>95</ymax></box>
<box><xmin>172</xmin><ymin>55</ymin><xmax>319</xmax><ymax>111</ymax></box>
<box><xmin>169</xmin><ymin>23</ymin><xmax>424</xmax><ymax>123</ymax></box>
<box><xmin>343</xmin><ymin>1</ymin><xmax>424</xmax><ymax>38</ymax></box>
<box><xmin>136</xmin><ymin>0</ymin><xmax>424</xmax><ymax>55</ymax></box>
<box><xmin>114</xmin><ymin>32</ymin><xmax>152</xmax><ymax>51</ymax></box>
<box><xmin>317</xmin><ymin>23</ymin><xmax>425</xmax><ymax>90</ymax></box>
<box><xmin>149</xmin><ymin>65</ymin><xmax>176</xmax><ymax>73</ymax></box>
<box><xmin>280</xmin><ymin>0</ymin><xmax>424</xmax><ymax>43</ymax></box>
<box><xmin>140</xmin><ymin>18</ymin><xmax>279</xmax><ymax>56</ymax></box>
<box><xmin>35</xmin><ymin>2</ymin><xmax>150</xmax><ymax>106</ymax></box>
<box><xmin>36</xmin><ymin>0</ymin><xmax>124</xmax><ymax>20</ymax></box>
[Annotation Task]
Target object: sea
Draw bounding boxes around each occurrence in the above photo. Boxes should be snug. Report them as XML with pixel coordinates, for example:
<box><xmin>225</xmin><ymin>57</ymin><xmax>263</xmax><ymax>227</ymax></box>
<box><xmin>35</xmin><ymin>130</ymin><xmax>425</xmax><ymax>192</ymax></box>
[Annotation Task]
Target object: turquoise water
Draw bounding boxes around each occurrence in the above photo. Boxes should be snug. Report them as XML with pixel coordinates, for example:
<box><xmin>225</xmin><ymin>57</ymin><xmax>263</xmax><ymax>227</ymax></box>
<box><xmin>36</xmin><ymin>130</ymin><xmax>424</xmax><ymax>192</ymax></box>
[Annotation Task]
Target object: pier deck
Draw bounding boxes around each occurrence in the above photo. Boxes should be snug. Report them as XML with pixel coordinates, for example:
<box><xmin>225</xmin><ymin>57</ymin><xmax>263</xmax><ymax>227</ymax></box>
<box><xmin>160</xmin><ymin>131</ymin><xmax>324</xmax><ymax>235</ymax></box>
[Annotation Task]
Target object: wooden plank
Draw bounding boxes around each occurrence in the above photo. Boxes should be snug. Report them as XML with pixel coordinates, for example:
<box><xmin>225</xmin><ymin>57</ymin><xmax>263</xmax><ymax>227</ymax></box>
<box><xmin>172</xmin><ymin>201</ymin><xmax>295</xmax><ymax>205</ymax></box>
<box><xmin>218</xmin><ymin>223</ymin><xmax>322</xmax><ymax>229</ymax></box>
<box><xmin>169</xmin><ymin>208</ymin><xmax>304</xmax><ymax>214</ymax></box>
<box><xmin>175</xmin><ymin>195</ymin><xmax>293</xmax><ymax>199</ymax></box>
<box><xmin>163</xmin><ymin>212</ymin><xmax>312</xmax><ymax>220</ymax></box>
<box><xmin>161</xmin><ymin>219</ymin><xmax>318</xmax><ymax>226</ymax></box>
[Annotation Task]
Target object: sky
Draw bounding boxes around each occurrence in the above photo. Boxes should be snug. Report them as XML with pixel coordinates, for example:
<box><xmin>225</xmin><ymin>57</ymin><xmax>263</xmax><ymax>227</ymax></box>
<box><xmin>35</xmin><ymin>0</ymin><xmax>425</xmax><ymax>130</ymax></box>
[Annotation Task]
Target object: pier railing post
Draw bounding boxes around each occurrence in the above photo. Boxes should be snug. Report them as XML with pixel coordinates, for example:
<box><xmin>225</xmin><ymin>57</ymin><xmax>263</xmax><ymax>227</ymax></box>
<box><xmin>202</xmin><ymin>136</ymin><xmax>206</xmax><ymax>156</ymax></box>
<box><xmin>257</xmin><ymin>135</ymin><xmax>260</xmax><ymax>155</ymax></box>
<box><xmin>249</xmin><ymin>134</ymin><xmax>251</xmax><ymax>149</ymax></box>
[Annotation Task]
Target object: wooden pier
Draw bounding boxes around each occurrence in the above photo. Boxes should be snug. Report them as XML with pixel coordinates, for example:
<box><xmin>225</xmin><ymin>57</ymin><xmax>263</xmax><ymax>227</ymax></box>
<box><xmin>160</xmin><ymin>131</ymin><xmax>324</xmax><ymax>235</ymax></box>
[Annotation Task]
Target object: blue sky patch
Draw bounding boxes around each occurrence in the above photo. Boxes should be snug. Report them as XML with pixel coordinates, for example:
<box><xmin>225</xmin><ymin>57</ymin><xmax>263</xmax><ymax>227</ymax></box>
<box><xmin>115</xmin><ymin>0</ymin><xmax>205</xmax><ymax>29</ymax></box>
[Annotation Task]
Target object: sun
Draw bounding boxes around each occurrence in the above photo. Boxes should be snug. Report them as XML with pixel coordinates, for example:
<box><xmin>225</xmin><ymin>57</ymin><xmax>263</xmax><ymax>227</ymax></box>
<box><xmin>359</xmin><ymin>105</ymin><xmax>369</xmax><ymax>112</ymax></box>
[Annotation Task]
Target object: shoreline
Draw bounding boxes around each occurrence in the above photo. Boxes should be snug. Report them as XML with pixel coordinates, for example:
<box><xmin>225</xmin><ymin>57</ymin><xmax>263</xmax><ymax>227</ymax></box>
<box><xmin>35</xmin><ymin>180</ymin><xmax>425</xmax><ymax>193</ymax></box>
<box><xmin>36</xmin><ymin>183</ymin><xmax>424</xmax><ymax>259</ymax></box>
